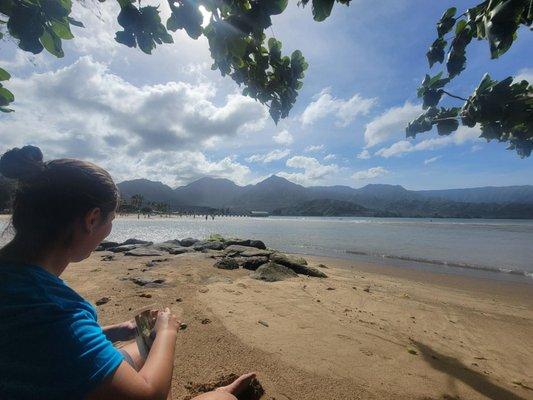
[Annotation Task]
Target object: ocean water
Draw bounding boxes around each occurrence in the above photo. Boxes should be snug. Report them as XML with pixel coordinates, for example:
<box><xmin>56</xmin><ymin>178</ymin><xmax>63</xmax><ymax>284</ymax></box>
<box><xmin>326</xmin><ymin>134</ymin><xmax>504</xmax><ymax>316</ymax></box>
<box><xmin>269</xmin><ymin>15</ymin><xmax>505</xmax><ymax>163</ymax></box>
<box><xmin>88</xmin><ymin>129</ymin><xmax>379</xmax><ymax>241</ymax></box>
<box><xmin>1</xmin><ymin>216</ymin><xmax>532</xmax><ymax>283</ymax></box>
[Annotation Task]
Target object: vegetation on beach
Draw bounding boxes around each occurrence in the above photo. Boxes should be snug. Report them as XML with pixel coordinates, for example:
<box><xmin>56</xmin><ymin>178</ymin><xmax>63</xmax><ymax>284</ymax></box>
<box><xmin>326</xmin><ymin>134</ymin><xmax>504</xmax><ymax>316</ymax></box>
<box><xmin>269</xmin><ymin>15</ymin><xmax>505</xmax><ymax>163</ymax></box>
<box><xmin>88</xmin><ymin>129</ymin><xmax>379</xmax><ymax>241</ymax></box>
<box><xmin>0</xmin><ymin>0</ymin><xmax>531</xmax><ymax>156</ymax></box>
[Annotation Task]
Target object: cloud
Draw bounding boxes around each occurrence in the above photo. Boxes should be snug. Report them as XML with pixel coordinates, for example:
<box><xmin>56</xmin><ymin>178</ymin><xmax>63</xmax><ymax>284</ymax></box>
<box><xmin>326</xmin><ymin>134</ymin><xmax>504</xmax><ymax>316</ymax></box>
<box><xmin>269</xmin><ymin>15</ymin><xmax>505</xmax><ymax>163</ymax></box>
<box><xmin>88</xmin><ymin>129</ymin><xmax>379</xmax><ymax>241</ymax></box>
<box><xmin>3</xmin><ymin>57</ymin><xmax>267</xmax><ymax>155</ymax></box>
<box><xmin>246</xmin><ymin>149</ymin><xmax>291</xmax><ymax>163</ymax></box>
<box><xmin>424</xmin><ymin>156</ymin><xmax>441</xmax><ymax>165</ymax></box>
<box><xmin>273</xmin><ymin>129</ymin><xmax>294</xmax><ymax>145</ymax></box>
<box><xmin>301</xmin><ymin>88</ymin><xmax>376</xmax><ymax>127</ymax></box>
<box><xmin>515</xmin><ymin>68</ymin><xmax>533</xmax><ymax>83</ymax></box>
<box><xmin>324</xmin><ymin>154</ymin><xmax>336</xmax><ymax>161</ymax></box>
<box><xmin>352</xmin><ymin>166</ymin><xmax>389</xmax><ymax>181</ymax></box>
<box><xmin>356</xmin><ymin>149</ymin><xmax>371</xmax><ymax>159</ymax></box>
<box><xmin>0</xmin><ymin>56</ymin><xmax>268</xmax><ymax>187</ymax></box>
<box><xmin>278</xmin><ymin>156</ymin><xmax>339</xmax><ymax>185</ymax></box>
<box><xmin>363</xmin><ymin>102</ymin><xmax>422</xmax><ymax>148</ymax></box>
<box><xmin>304</xmin><ymin>144</ymin><xmax>324</xmax><ymax>153</ymax></box>
<box><xmin>375</xmin><ymin>126</ymin><xmax>481</xmax><ymax>158</ymax></box>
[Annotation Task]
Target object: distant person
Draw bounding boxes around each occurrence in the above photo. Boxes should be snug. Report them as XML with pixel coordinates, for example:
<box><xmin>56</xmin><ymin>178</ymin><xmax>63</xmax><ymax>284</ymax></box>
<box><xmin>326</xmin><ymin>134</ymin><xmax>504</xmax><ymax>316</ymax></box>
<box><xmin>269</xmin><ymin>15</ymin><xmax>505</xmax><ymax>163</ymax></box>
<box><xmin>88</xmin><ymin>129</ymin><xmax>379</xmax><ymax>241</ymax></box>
<box><xmin>0</xmin><ymin>146</ymin><xmax>255</xmax><ymax>400</ymax></box>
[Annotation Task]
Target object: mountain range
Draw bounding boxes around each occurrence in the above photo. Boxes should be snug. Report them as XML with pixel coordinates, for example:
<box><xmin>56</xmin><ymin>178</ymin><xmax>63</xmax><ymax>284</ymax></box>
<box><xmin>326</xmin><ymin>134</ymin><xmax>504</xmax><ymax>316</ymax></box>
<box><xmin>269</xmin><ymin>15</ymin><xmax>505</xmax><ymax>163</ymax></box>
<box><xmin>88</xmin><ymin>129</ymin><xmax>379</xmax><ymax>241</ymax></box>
<box><xmin>116</xmin><ymin>176</ymin><xmax>533</xmax><ymax>219</ymax></box>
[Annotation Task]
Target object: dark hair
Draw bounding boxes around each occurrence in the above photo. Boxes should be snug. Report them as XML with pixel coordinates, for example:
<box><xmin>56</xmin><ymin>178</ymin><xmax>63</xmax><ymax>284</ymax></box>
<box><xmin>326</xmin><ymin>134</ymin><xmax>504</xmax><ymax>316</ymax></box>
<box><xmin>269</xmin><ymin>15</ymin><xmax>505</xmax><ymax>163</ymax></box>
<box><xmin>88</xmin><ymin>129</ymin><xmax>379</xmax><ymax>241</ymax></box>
<box><xmin>0</xmin><ymin>146</ymin><xmax>118</xmax><ymax>262</ymax></box>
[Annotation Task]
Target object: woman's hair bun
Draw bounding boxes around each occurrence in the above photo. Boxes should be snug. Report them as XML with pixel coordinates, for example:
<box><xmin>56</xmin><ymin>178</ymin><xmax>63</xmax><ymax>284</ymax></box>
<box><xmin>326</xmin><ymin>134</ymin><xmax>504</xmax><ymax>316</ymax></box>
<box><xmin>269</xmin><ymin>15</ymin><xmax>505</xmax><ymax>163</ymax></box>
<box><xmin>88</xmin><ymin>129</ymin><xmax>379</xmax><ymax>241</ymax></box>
<box><xmin>0</xmin><ymin>145</ymin><xmax>45</xmax><ymax>182</ymax></box>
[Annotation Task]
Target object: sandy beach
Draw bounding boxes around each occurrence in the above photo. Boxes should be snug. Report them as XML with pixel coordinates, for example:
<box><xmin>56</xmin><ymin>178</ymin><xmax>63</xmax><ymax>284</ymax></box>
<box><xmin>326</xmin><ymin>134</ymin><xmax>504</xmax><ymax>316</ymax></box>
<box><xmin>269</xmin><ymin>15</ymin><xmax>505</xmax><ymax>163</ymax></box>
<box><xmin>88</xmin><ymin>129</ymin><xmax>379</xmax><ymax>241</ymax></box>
<box><xmin>59</xmin><ymin>245</ymin><xmax>533</xmax><ymax>400</ymax></box>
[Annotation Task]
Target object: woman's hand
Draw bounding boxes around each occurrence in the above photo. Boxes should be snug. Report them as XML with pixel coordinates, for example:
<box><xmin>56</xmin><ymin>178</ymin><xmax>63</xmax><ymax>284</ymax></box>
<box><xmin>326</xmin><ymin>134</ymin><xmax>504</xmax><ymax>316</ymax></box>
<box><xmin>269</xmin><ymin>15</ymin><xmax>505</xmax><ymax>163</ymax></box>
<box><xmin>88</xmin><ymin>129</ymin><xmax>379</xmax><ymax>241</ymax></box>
<box><xmin>153</xmin><ymin>307</ymin><xmax>179</xmax><ymax>337</ymax></box>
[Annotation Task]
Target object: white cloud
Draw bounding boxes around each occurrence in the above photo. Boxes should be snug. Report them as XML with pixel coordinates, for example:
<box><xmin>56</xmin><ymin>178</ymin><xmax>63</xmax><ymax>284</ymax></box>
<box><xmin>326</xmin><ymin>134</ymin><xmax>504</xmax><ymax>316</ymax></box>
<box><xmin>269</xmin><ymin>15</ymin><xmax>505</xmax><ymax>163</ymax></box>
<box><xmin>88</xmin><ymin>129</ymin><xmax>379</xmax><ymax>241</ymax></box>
<box><xmin>424</xmin><ymin>156</ymin><xmax>441</xmax><ymax>165</ymax></box>
<box><xmin>273</xmin><ymin>129</ymin><xmax>294</xmax><ymax>145</ymax></box>
<box><xmin>363</xmin><ymin>102</ymin><xmax>422</xmax><ymax>148</ymax></box>
<box><xmin>246</xmin><ymin>149</ymin><xmax>291</xmax><ymax>163</ymax></box>
<box><xmin>0</xmin><ymin>56</ymin><xmax>268</xmax><ymax>186</ymax></box>
<box><xmin>301</xmin><ymin>88</ymin><xmax>376</xmax><ymax>127</ymax></box>
<box><xmin>352</xmin><ymin>166</ymin><xmax>389</xmax><ymax>181</ymax></box>
<box><xmin>278</xmin><ymin>156</ymin><xmax>339</xmax><ymax>185</ymax></box>
<box><xmin>304</xmin><ymin>144</ymin><xmax>324</xmax><ymax>153</ymax></box>
<box><xmin>515</xmin><ymin>68</ymin><xmax>533</xmax><ymax>83</ymax></box>
<box><xmin>356</xmin><ymin>149</ymin><xmax>371</xmax><ymax>159</ymax></box>
<box><xmin>376</xmin><ymin>126</ymin><xmax>481</xmax><ymax>158</ymax></box>
<box><xmin>324</xmin><ymin>154</ymin><xmax>336</xmax><ymax>161</ymax></box>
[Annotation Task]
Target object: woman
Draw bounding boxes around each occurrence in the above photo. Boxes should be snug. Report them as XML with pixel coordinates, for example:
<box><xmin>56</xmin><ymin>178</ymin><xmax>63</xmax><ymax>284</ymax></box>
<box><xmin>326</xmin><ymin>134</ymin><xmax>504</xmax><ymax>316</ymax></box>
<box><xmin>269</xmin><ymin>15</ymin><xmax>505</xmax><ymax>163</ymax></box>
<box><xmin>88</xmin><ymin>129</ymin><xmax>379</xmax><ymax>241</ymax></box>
<box><xmin>0</xmin><ymin>146</ymin><xmax>255</xmax><ymax>400</ymax></box>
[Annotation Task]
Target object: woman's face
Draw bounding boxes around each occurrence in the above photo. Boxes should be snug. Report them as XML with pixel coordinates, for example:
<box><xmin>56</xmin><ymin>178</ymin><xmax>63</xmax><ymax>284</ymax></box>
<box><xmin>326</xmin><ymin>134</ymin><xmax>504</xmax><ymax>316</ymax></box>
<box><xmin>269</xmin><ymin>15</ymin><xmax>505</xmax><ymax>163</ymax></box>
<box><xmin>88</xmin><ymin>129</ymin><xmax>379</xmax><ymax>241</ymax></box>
<box><xmin>71</xmin><ymin>209</ymin><xmax>115</xmax><ymax>262</ymax></box>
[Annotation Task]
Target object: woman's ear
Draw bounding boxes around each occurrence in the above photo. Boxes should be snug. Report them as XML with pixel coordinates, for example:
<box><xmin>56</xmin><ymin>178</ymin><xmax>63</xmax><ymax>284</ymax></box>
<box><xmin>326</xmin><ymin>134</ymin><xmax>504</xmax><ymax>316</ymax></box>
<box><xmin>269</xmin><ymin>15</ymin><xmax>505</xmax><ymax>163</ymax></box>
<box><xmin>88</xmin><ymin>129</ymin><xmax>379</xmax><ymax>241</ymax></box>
<box><xmin>84</xmin><ymin>207</ymin><xmax>102</xmax><ymax>234</ymax></box>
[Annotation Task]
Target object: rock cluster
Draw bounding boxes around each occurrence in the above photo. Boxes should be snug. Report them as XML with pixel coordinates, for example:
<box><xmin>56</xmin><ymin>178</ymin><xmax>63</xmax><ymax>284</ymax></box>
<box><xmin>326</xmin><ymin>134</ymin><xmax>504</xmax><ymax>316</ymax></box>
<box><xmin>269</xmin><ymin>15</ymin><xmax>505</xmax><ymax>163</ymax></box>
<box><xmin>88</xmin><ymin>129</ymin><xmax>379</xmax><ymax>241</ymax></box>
<box><xmin>96</xmin><ymin>235</ymin><xmax>327</xmax><ymax>282</ymax></box>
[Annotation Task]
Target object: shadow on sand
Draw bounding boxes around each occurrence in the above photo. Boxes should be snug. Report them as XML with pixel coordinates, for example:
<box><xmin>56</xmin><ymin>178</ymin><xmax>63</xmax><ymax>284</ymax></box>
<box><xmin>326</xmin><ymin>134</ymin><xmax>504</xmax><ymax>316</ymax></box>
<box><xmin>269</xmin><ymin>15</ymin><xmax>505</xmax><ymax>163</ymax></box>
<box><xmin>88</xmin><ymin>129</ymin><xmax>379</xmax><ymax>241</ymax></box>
<box><xmin>411</xmin><ymin>340</ymin><xmax>526</xmax><ymax>400</ymax></box>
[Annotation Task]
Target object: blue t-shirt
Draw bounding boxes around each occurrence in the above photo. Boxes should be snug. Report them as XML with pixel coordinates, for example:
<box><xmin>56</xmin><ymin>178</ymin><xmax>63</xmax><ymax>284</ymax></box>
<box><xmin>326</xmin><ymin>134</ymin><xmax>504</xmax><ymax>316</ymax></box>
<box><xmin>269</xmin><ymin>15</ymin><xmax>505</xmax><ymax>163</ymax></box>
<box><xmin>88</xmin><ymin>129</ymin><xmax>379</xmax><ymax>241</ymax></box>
<box><xmin>0</xmin><ymin>262</ymin><xmax>124</xmax><ymax>400</ymax></box>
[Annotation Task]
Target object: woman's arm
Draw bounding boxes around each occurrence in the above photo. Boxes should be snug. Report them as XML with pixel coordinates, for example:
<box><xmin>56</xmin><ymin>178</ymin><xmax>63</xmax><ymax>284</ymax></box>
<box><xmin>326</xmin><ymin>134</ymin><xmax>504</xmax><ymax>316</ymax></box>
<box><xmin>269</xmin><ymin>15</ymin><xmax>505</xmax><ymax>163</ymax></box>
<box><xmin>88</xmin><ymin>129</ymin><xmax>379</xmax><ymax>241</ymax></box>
<box><xmin>86</xmin><ymin>308</ymin><xmax>179</xmax><ymax>400</ymax></box>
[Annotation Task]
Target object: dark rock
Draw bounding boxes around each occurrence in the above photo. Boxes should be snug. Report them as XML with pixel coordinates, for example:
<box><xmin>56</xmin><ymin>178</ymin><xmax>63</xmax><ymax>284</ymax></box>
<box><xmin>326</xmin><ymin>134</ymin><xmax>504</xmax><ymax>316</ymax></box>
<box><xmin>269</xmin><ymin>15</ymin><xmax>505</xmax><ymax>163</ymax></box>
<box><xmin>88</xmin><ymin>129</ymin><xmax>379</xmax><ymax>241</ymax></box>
<box><xmin>131</xmin><ymin>277</ymin><xmax>166</xmax><ymax>286</ymax></box>
<box><xmin>269</xmin><ymin>253</ymin><xmax>327</xmax><ymax>278</ymax></box>
<box><xmin>258</xmin><ymin>320</ymin><xmax>269</xmax><ymax>327</ymax></box>
<box><xmin>224</xmin><ymin>239</ymin><xmax>251</xmax><ymax>247</ymax></box>
<box><xmin>213</xmin><ymin>258</ymin><xmax>239</xmax><ymax>270</ymax></box>
<box><xmin>109</xmin><ymin>244</ymin><xmax>141</xmax><ymax>253</ymax></box>
<box><xmin>180</xmin><ymin>237</ymin><xmax>199</xmax><ymax>247</ymax></box>
<box><xmin>179</xmin><ymin>323</ymin><xmax>188</xmax><ymax>330</ymax></box>
<box><xmin>125</xmin><ymin>247</ymin><xmax>165</xmax><ymax>257</ymax></box>
<box><xmin>250</xmin><ymin>262</ymin><xmax>298</xmax><ymax>282</ymax></box>
<box><xmin>363</xmin><ymin>286</ymin><xmax>371</xmax><ymax>293</ymax></box>
<box><xmin>101</xmin><ymin>255</ymin><xmax>115</xmax><ymax>261</ymax></box>
<box><xmin>95</xmin><ymin>297</ymin><xmax>110</xmax><ymax>306</ymax></box>
<box><xmin>139</xmin><ymin>293</ymin><xmax>152</xmax><ymax>298</ymax></box>
<box><xmin>176</xmin><ymin>298</ymin><xmax>183</xmax><ymax>302</ymax></box>
<box><xmin>318</xmin><ymin>264</ymin><xmax>328</xmax><ymax>269</ymax></box>
<box><xmin>193</xmin><ymin>241</ymin><xmax>226</xmax><ymax>251</ymax></box>
<box><xmin>95</xmin><ymin>241</ymin><xmax>120</xmax><ymax>251</ymax></box>
<box><xmin>201</xmin><ymin>318</ymin><xmax>211</xmax><ymax>324</ymax></box>
<box><xmin>249</xmin><ymin>240</ymin><xmax>266</xmax><ymax>249</ymax></box>
<box><xmin>326</xmin><ymin>287</ymin><xmax>335</xmax><ymax>290</ymax></box>
<box><xmin>234</xmin><ymin>256</ymin><xmax>269</xmax><ymax>271</ymax></box>
<box><xmin>121</xmin><ymin>238</ymin><xmax>153</xmax><ymax>246</ymax></box>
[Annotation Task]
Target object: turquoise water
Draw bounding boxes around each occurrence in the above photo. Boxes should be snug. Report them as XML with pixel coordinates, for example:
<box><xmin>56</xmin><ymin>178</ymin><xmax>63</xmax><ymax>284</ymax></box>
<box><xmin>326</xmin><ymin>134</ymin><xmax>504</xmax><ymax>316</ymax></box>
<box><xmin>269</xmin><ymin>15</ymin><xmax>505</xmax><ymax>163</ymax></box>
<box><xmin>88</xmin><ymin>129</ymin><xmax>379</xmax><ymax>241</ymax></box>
<box><xmin>2</xmin><ymin>216</ymin><xmax>532</xmax><ymax>282</ymax></box>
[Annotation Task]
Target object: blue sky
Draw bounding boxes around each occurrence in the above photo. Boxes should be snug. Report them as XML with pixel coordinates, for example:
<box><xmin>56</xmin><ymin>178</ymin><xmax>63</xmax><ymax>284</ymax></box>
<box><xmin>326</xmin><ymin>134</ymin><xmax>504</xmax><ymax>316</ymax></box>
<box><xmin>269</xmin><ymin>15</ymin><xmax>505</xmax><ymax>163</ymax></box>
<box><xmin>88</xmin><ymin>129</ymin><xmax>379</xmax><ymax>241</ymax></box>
<box><xmin>1</xmin><ymin>0</ymin><xmax>532</xmax><ymax>189</ymax></box>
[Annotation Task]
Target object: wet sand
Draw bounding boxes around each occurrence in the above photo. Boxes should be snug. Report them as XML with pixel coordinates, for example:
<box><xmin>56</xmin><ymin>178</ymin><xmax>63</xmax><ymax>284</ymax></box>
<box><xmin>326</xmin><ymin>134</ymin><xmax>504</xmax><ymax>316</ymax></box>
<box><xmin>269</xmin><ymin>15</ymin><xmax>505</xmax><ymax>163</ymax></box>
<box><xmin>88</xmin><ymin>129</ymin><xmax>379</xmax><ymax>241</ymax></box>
<box><xmin>61</xmin><ymin>249</ymin><xmax>533</xmax><ymax>400</ymax></box>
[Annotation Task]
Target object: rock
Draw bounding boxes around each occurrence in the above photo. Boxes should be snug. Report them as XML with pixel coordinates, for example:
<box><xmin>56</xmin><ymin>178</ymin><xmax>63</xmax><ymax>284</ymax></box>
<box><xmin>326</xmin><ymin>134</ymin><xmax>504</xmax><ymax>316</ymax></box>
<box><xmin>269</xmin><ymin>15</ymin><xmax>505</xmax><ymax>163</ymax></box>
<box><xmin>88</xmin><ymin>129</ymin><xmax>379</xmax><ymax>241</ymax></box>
<box><xmin>250</xmin><ymin>262</ymin><xmax>298</xmax><ymax>282</ymax></box>
<box><xmin>249</xmin><ymin>240</ymin><xmax>267</xmax><ymax>249</ymax></box>
<box><xmin>201</xmin><ymin>318</ymin><xmax>211</xmax><ymax>324</ymax></box>
<box><xmin>168</xmin><ymin>246</ymin><xmax>194</xmax><ymax>255</ymax></box>
<box><xmin>363</xmin><ymin>286</ymin><xmax>371</xmax><ymax>293</ymax></box>
<box><xmin>176</xmin><ymin>298</ymin><xmax>183</xmax><ymax>302</ymax></box>
<box><xmin>139</xmin><ymin>293</ymin><xmax>152</xmax><ymax>298</ymax></box>
<box><xmin>258</xmin><ymin>320</ymin><xmax>269</xmax><ymax>327</ymax></box>
<box><xmin>198</xmin><ymin>287</ymin><xmax>209</xmax><ymax>293</ymax></box>
<box><xmin>108</xmin><ymin>244</ymin><xmax>141</xmax><ymax>253</ymax></box>
<box><xmin>269</xmin><ymin>253</ymin><xmax>327</xmax><ymax>278</ymax></box>
<box><xmin>95</xmin><ymin>241</ymin><xmax>120</xmax><ymax>251</ymax></box>
<box><xmin>224</xmin><ymin>245</ymin><xmax>271</xmax><ymax>258</ymax></box>
<box><xmin>193</xmin><ymin>241</ymin><xmax>226</xmax><ymax>251</ymax></box>
<box><xmin>213</xmin><ymin>258</ymin><xmax>239</xmax><ymax>270</ymax></box>
<box><xmin>326</xmin><ymin>287</ymin><xmax>335</xmax><ymax>290</ymax></box>
<box><xmin>95</xmin><ymin>297</ymin><xmax>110</xmax><ymax>306</ymax></box>
<box><xmin>180</xmin><ymin>237</ymin><xmax>199</xmax><ymax>247</ymax></box>
<box><xmin>407</xmin><ymin>347</ymin><xmax>418</xmax><ymax>355</ymax></box>
<box><xmin>145</xmin><ymin>261</ymin><xmax>156</xmax><ymax>268</ymax></box>
<box><xmin>125</xmin><ymin>247</ymin><xmax>165</xmax><ymax>257</ymax></box>
<box><xmin>234</xmin><ymin>256</ymin><xmax>269</xmax><ymax>271</ymax></box>
<box><xmin>101</xmin><ymin>255</ymin><xmax>115</xmax><ymax>261</ymax></box>
<box><xmin>131</xmin><ymin>277</ymin><xmax>165</xmax><ymax>287</ymax></box>
<box><xmin>179</xmin><ymin>323</ymin><xmax>188</xmax><ymax>330</ymax></box>
<box><xmin>121</xmin><ymin>238</ymin><xmax>153</xmax><ymax>246</ymax></box>
<box><xmin>318</xmin><ymin>263</ymin><xmax>328</xmax><ymax>269</ymax></box>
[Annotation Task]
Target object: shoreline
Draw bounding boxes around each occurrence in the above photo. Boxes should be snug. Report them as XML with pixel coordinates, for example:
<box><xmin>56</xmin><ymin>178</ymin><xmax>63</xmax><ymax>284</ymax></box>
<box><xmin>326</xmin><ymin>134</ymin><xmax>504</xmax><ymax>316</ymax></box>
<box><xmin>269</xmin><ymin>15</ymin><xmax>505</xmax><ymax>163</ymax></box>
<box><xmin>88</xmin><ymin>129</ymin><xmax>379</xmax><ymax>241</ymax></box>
<box><xmin>63</xmin><ymin>246</ymin><xmax>533</xmax><ymax>399</ymax></box>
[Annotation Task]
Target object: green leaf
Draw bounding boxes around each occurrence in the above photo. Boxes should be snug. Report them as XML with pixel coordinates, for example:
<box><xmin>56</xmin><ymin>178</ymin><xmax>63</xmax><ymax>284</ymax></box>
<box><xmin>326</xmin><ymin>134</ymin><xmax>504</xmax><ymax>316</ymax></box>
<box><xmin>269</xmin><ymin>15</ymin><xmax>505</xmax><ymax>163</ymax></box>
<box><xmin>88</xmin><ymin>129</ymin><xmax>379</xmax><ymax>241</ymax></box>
<box><xmin>0</xmin><ymin>87</ymin><xmax>15</xmax><ymax>106</ymax></box>
<box><xmin>437</xmin><ymin>7</ymin><xmax>457</xmax><ymax>36</ymax></box>
<box><xmin>0</xmin><ymin>67</ymin><xmax>11</xmax><ymax>81</ymax></box>
<box><xmin>436</xmin><ymin>118</ymin><xmax>459</xmax><ymax>135</ymax></box>
<box><xmin>312</xmin><ymin>0</ymin><xmax>335</xmax><ymax>22</ymax></box>
<box><xmin>426</xmin><ymin>37</ymin><xmax>446</xmax><ymax>67</ymax></box>
<box><xmin>455</xmin><ymin>19</ymin><xmax>467</xmax><ymax>34</ymax></box>
<box><xmin>40</xmin><ymin>29</ymin><xmax>64</xmax><ymax>57</ymax></box>
<box><xmin>51</xmin><ymin>19</ymin><xmax>74</xmax><ymax>40</ymax></box>
<box><xmin>263</xmin><ymin>0</ymin><xmax>288</xmax><ymax>15</ymax></box>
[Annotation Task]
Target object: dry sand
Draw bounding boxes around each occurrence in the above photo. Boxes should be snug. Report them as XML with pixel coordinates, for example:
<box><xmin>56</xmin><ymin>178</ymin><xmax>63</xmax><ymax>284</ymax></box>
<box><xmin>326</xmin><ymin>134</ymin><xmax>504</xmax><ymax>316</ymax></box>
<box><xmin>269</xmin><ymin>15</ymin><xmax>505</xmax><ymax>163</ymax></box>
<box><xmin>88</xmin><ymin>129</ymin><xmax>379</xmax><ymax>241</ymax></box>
<box><xmin>62</xmin><ymin>249</ymin><xmax>533</xmax><ymax>400</ymax></box>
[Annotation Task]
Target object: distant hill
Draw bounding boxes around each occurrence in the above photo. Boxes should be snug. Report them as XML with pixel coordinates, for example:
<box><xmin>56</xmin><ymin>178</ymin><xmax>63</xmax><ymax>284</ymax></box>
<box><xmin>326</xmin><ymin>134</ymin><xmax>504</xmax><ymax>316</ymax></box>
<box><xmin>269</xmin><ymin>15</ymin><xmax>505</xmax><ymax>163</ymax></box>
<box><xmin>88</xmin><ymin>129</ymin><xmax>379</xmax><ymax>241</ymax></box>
<box><xmin>2</xmin><ymin>173</ymin><xmax>531</xmax><ymax>218</ymax></box>
<box><xmin>419</xmin><ymin>186</ymin><xmax>533</xmax><ymax>204</ymax></box>
<box><xmin>113</xmin><ymin>175</ymin><xmax>533</xmax><ymax>219</ymax></box>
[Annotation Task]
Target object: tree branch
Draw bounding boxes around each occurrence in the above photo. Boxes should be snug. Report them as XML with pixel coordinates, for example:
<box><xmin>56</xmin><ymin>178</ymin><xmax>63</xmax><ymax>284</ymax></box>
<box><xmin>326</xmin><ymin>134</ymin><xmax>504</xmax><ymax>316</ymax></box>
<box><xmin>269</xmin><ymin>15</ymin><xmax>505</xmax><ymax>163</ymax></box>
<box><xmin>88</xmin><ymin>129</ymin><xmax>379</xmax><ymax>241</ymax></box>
<box><xmin>442</xmin><ymin>90</ymin><xmax>468</xmax><ymax>101</ymax></box>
